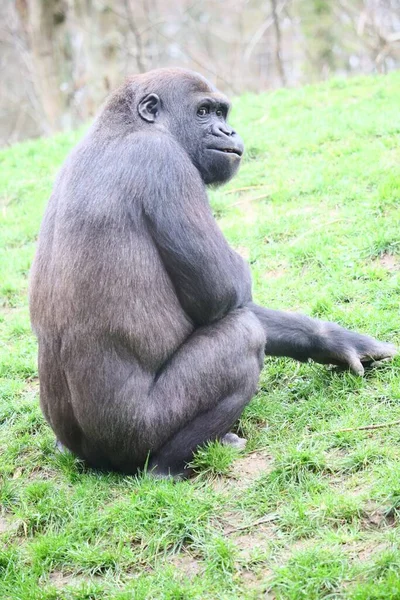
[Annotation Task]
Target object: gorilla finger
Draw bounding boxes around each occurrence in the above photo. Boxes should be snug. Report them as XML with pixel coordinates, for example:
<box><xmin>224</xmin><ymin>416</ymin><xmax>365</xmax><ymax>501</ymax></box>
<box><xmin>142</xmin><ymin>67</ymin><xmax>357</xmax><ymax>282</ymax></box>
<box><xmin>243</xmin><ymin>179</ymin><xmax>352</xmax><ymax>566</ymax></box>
<box><xmin>363</xmin><ymin>357</ymin><xmax>395</xmax><ymax>369</ymax></box>
<box><xmin>374</xmin><ymin>342</ymin><xmax>397</xmax><ymax>359</ymax></box>
<box><xmin>360</xmin><ymin>342</ymin><xmax>397</xmax><ymax>362</ymax></box>
<box><xmin>346</xmin><ymin>353</ymin><xmax>365</xmax><ymax>376</ymax></box>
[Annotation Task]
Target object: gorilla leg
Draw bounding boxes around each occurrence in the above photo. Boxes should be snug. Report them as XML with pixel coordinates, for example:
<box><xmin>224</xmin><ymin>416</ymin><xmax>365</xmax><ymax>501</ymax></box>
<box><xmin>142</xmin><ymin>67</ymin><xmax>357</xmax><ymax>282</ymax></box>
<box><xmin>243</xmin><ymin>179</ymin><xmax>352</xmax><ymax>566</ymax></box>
<box><xmin>46</xmin><ymin>308</ymin><xmax>264</xmax><ymax>476</ymax></box>
<box><xmin>148</xmin><ymin>384</ymin><xmax>254</xmax><ymax>478</ymax></box>
<box><xmin>146</xmin><ymin>308</ymin><xmax>265</xmax><ymax>477</ymax></box>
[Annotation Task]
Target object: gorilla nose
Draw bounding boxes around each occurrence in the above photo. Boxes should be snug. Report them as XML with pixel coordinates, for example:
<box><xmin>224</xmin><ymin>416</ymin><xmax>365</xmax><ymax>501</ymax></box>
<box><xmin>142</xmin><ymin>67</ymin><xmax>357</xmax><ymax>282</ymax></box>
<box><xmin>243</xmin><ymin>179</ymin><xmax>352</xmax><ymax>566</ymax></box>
<box><xmin>212</xmin><ymin>123</ymin><xmax>236</xmax><ymax>138</ymax></box>
<box><xmin>209</xmin><ymin>123</ymin><xmax>244</xmax><ymax>158</ymax></box>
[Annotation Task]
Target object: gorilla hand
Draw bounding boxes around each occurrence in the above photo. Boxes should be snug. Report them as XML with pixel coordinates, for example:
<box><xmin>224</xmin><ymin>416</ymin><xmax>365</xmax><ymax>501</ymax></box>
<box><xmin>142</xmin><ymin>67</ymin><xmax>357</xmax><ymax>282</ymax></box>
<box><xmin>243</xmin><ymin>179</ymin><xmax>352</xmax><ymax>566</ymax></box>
<box><xmin>312</xmin><ymin>323</ymin><xmax>397</xmax><ymax>376</ymax></box>
<box><xmin>249</xmin><ymin>305</ymin><xmax>396</xmax><ymax>376</ymax></box>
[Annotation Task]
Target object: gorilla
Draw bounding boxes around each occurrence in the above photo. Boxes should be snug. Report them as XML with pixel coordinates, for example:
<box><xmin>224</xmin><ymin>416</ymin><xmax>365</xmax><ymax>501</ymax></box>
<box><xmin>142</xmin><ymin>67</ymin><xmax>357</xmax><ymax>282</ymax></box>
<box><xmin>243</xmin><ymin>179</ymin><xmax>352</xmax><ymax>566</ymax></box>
<box><xmin>29</xmin><ymin>68</ymin><xmax>396</xmax><ymax>478</ymax></box>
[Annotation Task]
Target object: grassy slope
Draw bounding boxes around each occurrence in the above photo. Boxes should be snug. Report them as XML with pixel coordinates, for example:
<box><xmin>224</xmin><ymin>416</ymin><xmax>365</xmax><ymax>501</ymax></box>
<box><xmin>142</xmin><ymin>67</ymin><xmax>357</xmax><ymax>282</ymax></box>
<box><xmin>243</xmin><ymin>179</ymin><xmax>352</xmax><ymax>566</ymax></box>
<box><xmin>0</xmin><ymin>72</ymin><xmax>400</xmax><ymax>600</ymax></box>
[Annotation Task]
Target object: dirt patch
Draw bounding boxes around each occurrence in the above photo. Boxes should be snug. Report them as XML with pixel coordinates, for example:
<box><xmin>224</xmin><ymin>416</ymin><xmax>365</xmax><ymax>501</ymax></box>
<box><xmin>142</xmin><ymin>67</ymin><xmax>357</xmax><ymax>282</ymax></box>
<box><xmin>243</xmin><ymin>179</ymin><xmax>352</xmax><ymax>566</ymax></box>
<box><xmin>212</xmin><ymin>452</ymin><xmax>274</xmax><ymax>493</ymax></box>
<box><xmin>328</xmin><ymin>478</ymin><xmax>371</xmax><ymax>498</ymax></box>
<box><xmin>263</xmin><ymin>269</ymin><xmax>286</xmax><ymax>280</ymax></box>
<box><xmin>283</xmin><ymin>538</ymin><xmax>314</xmax><ymax>556</ymax></box>
<box><xmin>376</xmin><ymin>253</ymin><xmax>399</xmax><ymax>272</ymax></box>
<box><xmin>328</xmin><ymin>539</ymin><xmax>388</xmax><ymax>564</ymax></box>
<box><xmin>361</xmin><ymin>502</ymin><xmax>396</xmax><ymax>530</ymax></box>
<box><xmin>169</xmin><ymin>552</ymin><xmax>202</xmax><ymax>578</ymax></box>
<box><xmin>0</xmin><ymin>516</ymin><xmax>14</xmax><ymax>534</ymax></box>
<box><xmin>27</xmin><ymin>466</ymin><xmax>58</xmax><ymax>481</ymax></box>
<box><xmin>239</xmin><ymin>568</ymin><xmax>264</xmax><ymax>588</ymax></box>
<box><xmin>356</xmin><ymin>542</ymin><xmax>387</xmax><ymax>562</ymax></box>
<box><xmin>231</xmin><ymin>452</ymin><xmax>274</xmax><ymax>483</ymax></box>
<box><xmin>225</xmin><ymin>524</ymin><xmax>276</xmax><ymax>591</ymax></box>
<box><xmin>232</xmin><ymin>526</ymin><xmax>276</xmax><ymax>559</ymax></box>
<box><xmin>264</xmin><ymin>538</ymin><xmax>316</xmax><ymax>567</ymax></box>
<box><xmin>238</xmin><ymin>565</ymin><xmax>274</xmax><ymax>595</ymax></box>
<box><xmin>211</xmin><ymin>452</ymin><xmax>274</xmax><ymax>494</ymax></box>
<box><xmin>48</xmin><ymin>572</ymin><xmax>94</xmax><ymax>590</ymax></box>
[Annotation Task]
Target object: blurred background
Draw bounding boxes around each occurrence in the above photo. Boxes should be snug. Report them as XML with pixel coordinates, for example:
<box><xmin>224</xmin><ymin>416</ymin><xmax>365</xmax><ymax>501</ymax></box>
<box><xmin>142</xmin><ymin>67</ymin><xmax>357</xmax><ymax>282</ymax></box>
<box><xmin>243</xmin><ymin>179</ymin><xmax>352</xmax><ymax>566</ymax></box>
<box><xmin>1</xmin><ymin>0</ymin><xmax>400</xmax><ymax>146</ymax></box>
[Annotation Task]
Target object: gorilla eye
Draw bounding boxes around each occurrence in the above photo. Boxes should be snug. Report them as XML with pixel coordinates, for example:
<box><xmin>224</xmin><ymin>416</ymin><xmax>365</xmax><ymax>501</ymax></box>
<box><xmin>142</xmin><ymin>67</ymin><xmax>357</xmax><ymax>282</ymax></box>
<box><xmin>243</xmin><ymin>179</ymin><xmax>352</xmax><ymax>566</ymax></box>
<box><xmin>197</xmin><ymin>106</ymin><xmax>209</xmax><ymax>117</ymax></box>
<box><xmin>216</xmin><ymin>109</ymin><xmax>223</xmax><ymax>117</ymax></box>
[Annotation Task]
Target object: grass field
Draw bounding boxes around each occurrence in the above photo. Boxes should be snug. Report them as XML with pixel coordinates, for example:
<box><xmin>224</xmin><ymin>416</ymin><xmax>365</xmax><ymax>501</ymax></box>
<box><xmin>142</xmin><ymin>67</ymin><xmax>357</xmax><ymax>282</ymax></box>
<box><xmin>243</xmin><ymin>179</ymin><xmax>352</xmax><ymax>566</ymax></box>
<box><xmin>1</xmin><ymin>71</ymin><xmax>400</xmax><ymax>599</ymax></box>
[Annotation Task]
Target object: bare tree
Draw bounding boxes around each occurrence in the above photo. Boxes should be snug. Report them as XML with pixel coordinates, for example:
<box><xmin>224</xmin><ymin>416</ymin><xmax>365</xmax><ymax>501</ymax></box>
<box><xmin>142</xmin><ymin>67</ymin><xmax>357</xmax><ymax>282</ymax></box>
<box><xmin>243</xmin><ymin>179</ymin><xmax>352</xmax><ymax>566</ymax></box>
<box><xmin>15</xmin><ymin>0</ymin><xmax>67</xmax><ymax>131</ymax></box>
<box><xmin>271</xmin><ymin>0</ymin><xmax>287</xmax><ymax>86</ymax></box>
<box><xmin>1</xmin><ymin>0</ymin><xmax>400</xmax><ymax>145</ymax></box>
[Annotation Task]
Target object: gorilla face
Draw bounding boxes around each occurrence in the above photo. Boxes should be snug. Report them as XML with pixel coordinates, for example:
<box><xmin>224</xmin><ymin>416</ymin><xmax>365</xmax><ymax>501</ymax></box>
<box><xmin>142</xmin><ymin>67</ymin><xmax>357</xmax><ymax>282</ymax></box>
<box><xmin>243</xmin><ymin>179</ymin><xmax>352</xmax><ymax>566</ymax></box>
<box><xmin>137</xmin><ymin>73</ymin><xmax>244</xmax><ymax>186</ymax></box>
<box><xmin>186</xmin><ymin>94</ymin><xmax>244</xmax><ymax>186</ymax></box>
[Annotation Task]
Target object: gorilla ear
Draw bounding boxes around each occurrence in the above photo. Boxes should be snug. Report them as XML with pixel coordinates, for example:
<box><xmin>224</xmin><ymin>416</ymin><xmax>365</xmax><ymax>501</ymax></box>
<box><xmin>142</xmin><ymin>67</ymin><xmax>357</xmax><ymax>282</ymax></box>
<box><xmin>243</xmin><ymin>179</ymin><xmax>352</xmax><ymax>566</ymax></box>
<box><xmin>138</xmin><ymin>94</ymin><xmax>160</xmax><ymax>123</ymax></box>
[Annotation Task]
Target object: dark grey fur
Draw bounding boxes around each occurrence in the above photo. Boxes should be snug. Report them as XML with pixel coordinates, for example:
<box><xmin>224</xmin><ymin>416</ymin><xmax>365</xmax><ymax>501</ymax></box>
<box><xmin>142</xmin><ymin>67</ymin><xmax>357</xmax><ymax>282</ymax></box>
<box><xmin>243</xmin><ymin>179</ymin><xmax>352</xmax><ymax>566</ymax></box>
<box><xmin>29</xmin><ymin>68</ymin><xmax>396</xmax><ymax>477</ymax></box>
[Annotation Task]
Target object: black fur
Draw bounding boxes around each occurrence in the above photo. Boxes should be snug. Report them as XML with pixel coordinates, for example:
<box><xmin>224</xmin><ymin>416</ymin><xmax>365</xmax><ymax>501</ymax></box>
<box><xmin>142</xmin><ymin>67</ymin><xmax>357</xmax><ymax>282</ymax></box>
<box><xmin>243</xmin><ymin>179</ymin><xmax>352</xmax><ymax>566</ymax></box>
<box><xmin>29</xmin><ymin>68</ymin><xmax>396</xmax><ymax>477</ymax></box>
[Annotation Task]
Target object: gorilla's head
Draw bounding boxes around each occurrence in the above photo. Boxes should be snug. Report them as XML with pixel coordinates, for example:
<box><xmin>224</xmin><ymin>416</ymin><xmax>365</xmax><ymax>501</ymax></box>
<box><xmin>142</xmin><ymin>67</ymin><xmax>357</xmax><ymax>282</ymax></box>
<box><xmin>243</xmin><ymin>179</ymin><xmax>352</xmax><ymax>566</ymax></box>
<box><xmin>122</xmin><ymin>68</ymin><xmax>244</xmax><ymax>186</ymax></box>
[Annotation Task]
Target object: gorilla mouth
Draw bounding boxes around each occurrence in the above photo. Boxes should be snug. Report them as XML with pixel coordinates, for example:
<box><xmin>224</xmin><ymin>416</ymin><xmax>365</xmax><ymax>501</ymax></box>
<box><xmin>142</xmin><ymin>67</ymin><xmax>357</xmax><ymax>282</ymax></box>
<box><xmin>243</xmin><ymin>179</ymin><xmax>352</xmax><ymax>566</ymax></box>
<box><xmin>208</xmin><ymin>147</ymin><xmax>243</xmax><ymax>157</ymax></box>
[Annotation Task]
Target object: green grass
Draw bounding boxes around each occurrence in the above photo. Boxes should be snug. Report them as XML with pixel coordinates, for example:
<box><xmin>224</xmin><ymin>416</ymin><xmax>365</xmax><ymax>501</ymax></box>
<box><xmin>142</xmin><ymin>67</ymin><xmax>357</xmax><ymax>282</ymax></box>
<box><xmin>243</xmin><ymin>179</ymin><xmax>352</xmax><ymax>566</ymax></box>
<box><xmin>1</xmin><ymin>72</ymin><xmax>400</xmax><ymax>599</ymax></box>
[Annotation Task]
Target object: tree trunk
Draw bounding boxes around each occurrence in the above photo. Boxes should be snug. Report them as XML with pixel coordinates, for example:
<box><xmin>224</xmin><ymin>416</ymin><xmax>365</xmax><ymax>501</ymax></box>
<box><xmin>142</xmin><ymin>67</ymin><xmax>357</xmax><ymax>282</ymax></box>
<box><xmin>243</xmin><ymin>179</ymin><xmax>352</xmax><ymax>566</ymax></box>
<box><xmin>16</xmin><ymin>0</ymin><xmax>66</xmax><ymax>132</ymax></box>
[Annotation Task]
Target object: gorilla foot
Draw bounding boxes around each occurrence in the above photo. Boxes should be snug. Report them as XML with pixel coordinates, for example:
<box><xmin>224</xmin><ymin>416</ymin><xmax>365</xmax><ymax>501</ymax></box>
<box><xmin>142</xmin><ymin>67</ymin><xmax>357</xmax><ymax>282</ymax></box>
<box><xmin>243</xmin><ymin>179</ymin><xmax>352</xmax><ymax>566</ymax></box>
<box><xmin>221</xmin><ymin>432</ymin><xmax>247</xmax><ymax>450</ymax></box>
<box><xmin>55</xmin><ymin>439</ymin><xmax>67</xmax><ymax>454</ymax></box>
<box><xmin>147</xmin><ymin>469</ymin><xmax>185</xmax><ymax>482</ymax></box>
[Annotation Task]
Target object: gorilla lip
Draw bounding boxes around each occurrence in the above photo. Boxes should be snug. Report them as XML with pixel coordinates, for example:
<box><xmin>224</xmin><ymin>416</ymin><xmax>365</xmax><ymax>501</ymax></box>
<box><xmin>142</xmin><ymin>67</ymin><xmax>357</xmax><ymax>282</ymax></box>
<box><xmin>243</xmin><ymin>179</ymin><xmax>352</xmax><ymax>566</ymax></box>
<box><xmin>208</xmin><ymin>147</ymin><xmax>243</xmax><ymax>157</ymax></box>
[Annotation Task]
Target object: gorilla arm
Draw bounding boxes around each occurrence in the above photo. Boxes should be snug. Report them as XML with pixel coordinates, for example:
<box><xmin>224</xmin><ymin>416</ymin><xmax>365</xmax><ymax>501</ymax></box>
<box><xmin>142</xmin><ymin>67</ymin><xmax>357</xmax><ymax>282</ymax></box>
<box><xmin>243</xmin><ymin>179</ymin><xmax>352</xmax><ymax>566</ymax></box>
<box><xmin>250</xmin><ymin>303</ymin><xmax>397</xmax><ymax>376</ymax></box>
<box><xmin>134</xmin><ymin>135</ymin><xmax>396</xmax><ymax>373</ymax></box>
<box><xmin>141</xmin><ymin>136</ymin><xmax>252</xmax><ymax>326</ymax></box>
